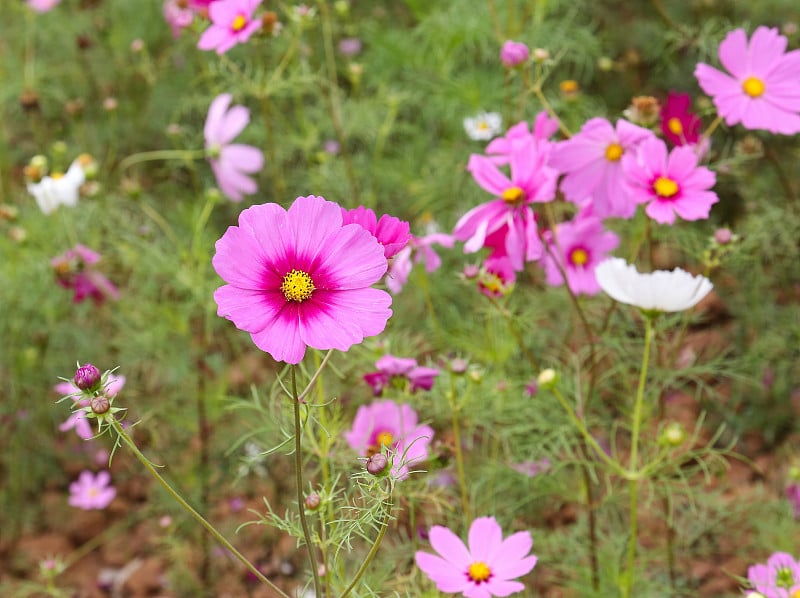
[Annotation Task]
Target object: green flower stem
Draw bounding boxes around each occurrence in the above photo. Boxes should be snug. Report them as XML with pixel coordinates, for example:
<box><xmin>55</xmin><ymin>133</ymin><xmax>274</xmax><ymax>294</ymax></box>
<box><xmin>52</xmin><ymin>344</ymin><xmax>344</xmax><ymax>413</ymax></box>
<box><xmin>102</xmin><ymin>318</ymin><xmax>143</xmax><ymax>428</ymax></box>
<box><xmin>623</xmin><ymin>315</ymin><xmax>656</xmax><ymax>598</ymax></box>
<box><xmin>339</xmin><ymin>488</ymin><xmax>394</xmax><ymax>598</ymax></box>
<box><xmin>700</xmin><ymin>115</ymin><xmax>723</xmax><ymax>146</ymax></box>
<box><xmin>448</xmin><ymin>377</ymin><xmax>471</xmax><ymax>522</ymax></box>
<box><xmin>109</xmin><ymin>417</ymin><xmax>289</xmax><ymax>598</ymax></box>
<box><xmin>117</xmin><ymin>149</ymin><xmax>206</xmax><ymax>172</ymax></box>
<box><xmin>291</xmin><ymin>365</ymin><xmax>323</xmax><ymax>597</ymax></box>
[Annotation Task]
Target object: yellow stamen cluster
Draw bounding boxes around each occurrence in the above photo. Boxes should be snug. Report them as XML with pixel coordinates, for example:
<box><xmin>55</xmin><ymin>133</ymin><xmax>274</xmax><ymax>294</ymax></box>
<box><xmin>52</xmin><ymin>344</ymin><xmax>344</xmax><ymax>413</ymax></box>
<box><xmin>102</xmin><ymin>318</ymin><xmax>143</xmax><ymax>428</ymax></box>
<box><xmin>742</xmin><ymin>76</ymin><xmax>765</xmax><ymax>98</ymax></box>
<box><xmin>231</xmin><ymin>14</ymin><xmax>247</xmax><ymax>31</ymax></box>
<box><xmin>653</xmin><ymin>176</ymin><xmax>679</xmax><ymax>198</ymax></box>
<box><xmin>569</xmin><ymin>248</ymin><xmax>589</xmax><ymax>266</ymax></box>
<box><xmin>281</xmin><ymin>269</ymin><xmax>315</xmax><ymax>302</ymax></box>
<box><xmin>501</xmin><ymin>186</ymin><xmax>525</xmax><ymax>204</ymax></box>
<box><xmin>605</xmin><ymin>143</ymin><xmax>624</xmax><ymax>162</ymax></box>
<box><xmin>376</xmin><ymin>431</ymin><xmax>394</xmax><ymax>447</ymax></box>
<box><xmin>468</xmin><ymin>562</ymin><xmax>491</xmax><ymax>583</ymax></box>
<box><xmin>667</xmin><ymin>117</ymin><xmax>683</xmax><ymax>136</ymax></box>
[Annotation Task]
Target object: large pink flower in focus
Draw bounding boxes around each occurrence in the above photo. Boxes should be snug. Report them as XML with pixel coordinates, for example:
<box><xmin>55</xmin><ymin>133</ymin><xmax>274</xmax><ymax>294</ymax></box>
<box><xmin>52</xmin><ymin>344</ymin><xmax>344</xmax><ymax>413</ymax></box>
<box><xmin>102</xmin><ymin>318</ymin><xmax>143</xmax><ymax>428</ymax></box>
<box><xmin>541</xmin><ymin>215</ymin><xmax>619</xmax><ymax>295</ymax></box>
<box><xmin>340</xmin><ymin>206</ymin><xmax>411</xmax><ymax>259</ymax></box>
<box><xmin>213</xmin><ymin>195</ymin><xmax>392</xmax><ymax>364</ymax></box>
<box><xmin>197</xmin><ymin>0</ymin><xmax>262</xmax><ymax>55</ymax></box>
<box><xmin>695</xmin><ymin>27</ymin><xmax>800</xmax><ymax>135</ymax></box>
<box><xmin>550</xmin><ymin>118</ymin><xmax>654</xmax><ymax>219</ymax></box>
<box><xmin>454</xmin><ymin>136</ymin><xmax>557</xmax><ymax>271</ymax></box>
<box><xmin>415</xmin><ymin>516</ymin><xmax>538</xmax><ymax>597</ymax></box>
<box><xmin>204</xmin><ymin>93</ymin><xmax>264</xmax><ymax>202</ymax></box>
<box><xmin>622</xmin><ymin>137</ymin><xmax>718</xmax><ymax>225</ymax></box>
<box><xmin>343</xmin><ymin>399</ymin><xmax>434</xmax><ymax>479</ymax></box>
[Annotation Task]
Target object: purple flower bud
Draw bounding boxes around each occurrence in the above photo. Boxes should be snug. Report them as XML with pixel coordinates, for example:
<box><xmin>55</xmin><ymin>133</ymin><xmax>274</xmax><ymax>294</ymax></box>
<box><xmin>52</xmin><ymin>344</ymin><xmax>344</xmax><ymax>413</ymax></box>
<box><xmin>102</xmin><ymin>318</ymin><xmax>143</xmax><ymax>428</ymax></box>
<box><xmin>304</xmin><ymin>493</ymin><xmax>321</xmax><ymax>510</ymax></box>
<box><xmin>500</xmin><ymin>40</ymin><xmax>529</xmax><ymax>68</ymax></box>
<box><xmin>366</xmin><ymin>453</ymin><xmax>388</xmax><ymax>476</ymax></box>
<box><xmin>714</xmin><ymin>227</ymin><xmax>733</xmax><ymax>245</ymax></box>
<box><xmin>74</xmin><ymin>363</ymin><xmax>101</xmax><ymax>390</ymax></box>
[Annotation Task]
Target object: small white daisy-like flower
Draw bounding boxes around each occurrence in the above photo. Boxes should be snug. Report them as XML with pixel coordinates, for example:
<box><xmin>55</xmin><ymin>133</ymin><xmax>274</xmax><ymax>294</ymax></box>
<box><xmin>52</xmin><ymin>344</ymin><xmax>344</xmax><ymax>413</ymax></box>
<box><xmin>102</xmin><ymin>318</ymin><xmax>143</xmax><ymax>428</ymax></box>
<box><xmin>595</xmin><ymin>257</ymin><xmax>713</xmax><ymax>313</ymax></box>
<box><xmin>463</xmin><ymin>111</ymin><xmax>502</xmax><ymax>141</ymax></box>
<box><xmin>27</xmin><ymin>160</ymin><xmax>86</xmax><ymax>215</ymax></box>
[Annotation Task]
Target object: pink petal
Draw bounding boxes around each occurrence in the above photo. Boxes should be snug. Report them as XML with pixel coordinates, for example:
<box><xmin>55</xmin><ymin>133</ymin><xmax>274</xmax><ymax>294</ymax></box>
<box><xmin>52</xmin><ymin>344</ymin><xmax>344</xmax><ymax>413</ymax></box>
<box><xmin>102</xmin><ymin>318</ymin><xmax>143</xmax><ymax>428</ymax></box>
<box><xmin>718</xmin><ymin>28</ymin><xmax>748</xmax><ymax>79</ymax></box>
<box><xmin>482</xmin><ymin>579</ymin><xmax>527</xmax><ymax>597</ymax></box>
<box><xmin>428</xmin><ymin>525</ymin><xmax>472</xmax><ymax>569</ymax></box>
<box><xmin>249</xmin><ymin>304</ymin><xmax>306</xmax><ymax>364</ymax></box>
<box><xmin>468</xmin><ymin>154</ymin><xmax>513</xmax><ymax>196</ymax></box>
<box><xmin>415</xmin><ymin>552</ymin><xmax>468</xmax><ymax>593</ymax></box>
<box><xmin>468</xmin><ymin>517</ymin><xmax>503</xmax><ymax>562</ymax></box>
<box><xmin>217</xmin><ymin>105</ymin><xmax>251</xmax><ymax>145</ymax></box>
<box><xmin>303</xmin><ymin>288</ymin><xmax>392</xmax><ymax>342</ymax></box>
<box><xmin>312</xmin><ymin>224</ymin><xmax>387</xmax><ymax>290</ymax></box>
<box><xmin>197</xmin><ymin>25</ymin><xmax>228</xmax><ymax>52</ymax></box>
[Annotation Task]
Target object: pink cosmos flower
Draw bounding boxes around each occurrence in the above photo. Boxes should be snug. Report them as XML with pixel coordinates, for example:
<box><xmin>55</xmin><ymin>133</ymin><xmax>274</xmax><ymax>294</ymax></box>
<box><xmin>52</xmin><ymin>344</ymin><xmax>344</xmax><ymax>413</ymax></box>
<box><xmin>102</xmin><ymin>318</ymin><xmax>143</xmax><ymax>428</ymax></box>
<box><xmin>26</xmin><ymin>0</ymin><xmax>61</xmax><ymax>12</ymax></box>
<box><xmin>213</xmin><ymin>195</ymin><xmax>392</xmax><ymax>364</ymax></box>
<box><xmin>622</xmin><ymin>137</ymin><xmax>718</xmax><ymax>225</ymax></box>
<box><xmin>163</xmin><ymin>0</ymin><xmax>195</xmax><ymax>38</ymax></box>
<box><xmin>204</xmin><ymin>93</ymin><xmax>264</xmax><ymax>202</ymax></box>
<box><xmin>747</xmin><ymin>552</ymin><xmax>800</xmax><ymax>598</ymax></box>
<box><xmin>694</xmin><ymin>27</ymin><xmax>800</xmax><ymax>135</ymax></box>
<box><xmin>68</xmin><ymin>470</ymin><xmax>116</xmax><ymax>510</ymax></box>
<box><xmin>363</xmin><ymin>355</ymin><xmax>440</xmax><ymax>396</ymax></box>
<box><xmin>550</xmin><ymin>118</ymin><xmax>654</xmax><ymax>219</ymax></box>
<box><xmin>660</xmin><ymin>92</ymin><xmax>701</xmax><ymax>146</ymax></box>
<box><xmin>485</xmin><ymin>112</ymin><xmax>560</xmax><ymax>165</ymax></box>
<box><xmin>541</xmin><ymin>215</ymin><xmax>620</xmax><ymax>295</ymax></box>
<box><xmin>455</xmin><ymin>137</ymin><xmax>557</xmax><ymax>270</ymax></box>
<box><xmin>340</xmin><ymin>206</ymin><xmax>411</xmax><ymax>259</ymax></box>
<box><xmin>415</xmin><ymin>516</ymin><xmax>538</xmax><ymax>597</ymax></box>
<box><xmin>51</xmin><ymin>245</ymin><xmax>119</xmax><ymax>304</ymax></box>
<box><xmin>477</xmin><ymin>256</ymin><xmax>516</xmax><ymax>298</ymax></box>
<box><xmin>386</xmin><ymin>233</ymin><xmax>454</xmax><ymax>294</ymax></box>
<box><xmin>343</xmin><ymin>400</ymin><xmax>434</xmax><ymax>479</ymax></box>
<box><xmin>500</xmin><ymin>41</ymin><xmax>529</xmax><ymax>67</ymax></box>
<box><xmin>197</xmin><ymin>0</ymin><xmax>262</xmax><ymax>55</ymax></box>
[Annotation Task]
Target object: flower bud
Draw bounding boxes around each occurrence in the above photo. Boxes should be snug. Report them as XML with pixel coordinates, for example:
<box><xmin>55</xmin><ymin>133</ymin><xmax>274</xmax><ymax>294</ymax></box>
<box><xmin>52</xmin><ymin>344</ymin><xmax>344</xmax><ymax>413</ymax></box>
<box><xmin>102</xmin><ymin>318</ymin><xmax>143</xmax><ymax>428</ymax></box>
<box><xmin>90</xmin><ymin>394</ymin><xmax>111</xmax><ymax>414</ymax></box>
<box><xmin>660</xmin><ymin>422</ymin><xmax>686</xmax><ymax>446</ymax></box>
<box><xmin>713</xmin><ymin>228</ymin><xmax>733</xmax><ymax>245</ymax></box>
<box><xmin>366</xmin><ymin>453</ymin><xmax>388</xmax><ymax>476</ymax></box>
<box><xmin>537</xmin><ymin>368</ymin><xmax>558</xmax><ymax>390</ymax></box>
<box><xmin>74</xmin><ymin>363</ymin><xmax>102</xmax><ymax>391</ymax></box>
<box><xmin>500</xmin><ymin>40</ymin><xmax>529</xmax><ymax>68</ymax></box>
<box><xmin>304</xmin><ymin>493</ymin><xmax>321</xmax><ymax>510</ymax></box>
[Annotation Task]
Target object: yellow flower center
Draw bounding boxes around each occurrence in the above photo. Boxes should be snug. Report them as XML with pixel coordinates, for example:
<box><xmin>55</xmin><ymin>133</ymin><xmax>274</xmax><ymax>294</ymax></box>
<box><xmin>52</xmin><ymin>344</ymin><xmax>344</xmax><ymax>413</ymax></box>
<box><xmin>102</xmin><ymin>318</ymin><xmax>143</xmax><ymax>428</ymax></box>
<box><xmin>51</xmin><ymin>172</ymin><xmax>64</xmax><ymax>180</ymax></box>
<box><xmin>605</xmin><ymin>143</ymin><xmax>624</xmax><ymax>161</ymax></box>
<box><xmin>667</xmin><ymin>117</ymin><xmax>683</xmax><ymax>135</ymax></box>
<box><xmin>480</xmin><ymin>273</ymin><xmax>504</xmax><ymax>295</ymax></box>
<box><xmin>468</xmin><ymin>561</ymin><xmax>491</xmax><ymax>583</ymax></box>
<box><xmin>87</xmin><ymin>487</ymin><xmax>99</xmax><ymax>498</ymax></box>
<box><xmin>560</xmin><ymin>79</ymin><xmax>579</xmax><ymax>94</ymax></box>
<box><xmin>231</xmin><ymin>14</ymin><xmax>247</xmax><ymax>31</ymax></box>
<box><xmin>742</xmin><ymin>76</ymin><xmax>765</xmax><ymax>98</ymax></box>
<box><xmin>569</xmin><ymin>248</ymin><xmax>589</xmax><ymax>266</ymax></box>
<box><xmin>791</xmin><ymin>590</ymin><xmax>800</xmax><ymax>598</ymax></box>
<box><xmin>376</xmin><ymin>431</ymin><xmax>394</xmax><ymax>447</ymax></box>
<box><xmin>501</xmin><ymin>186</ymin><xmax>525</xmax><ymax>204</ymax></box>
<box><xmin>477</xmin><ymin>121</ymin><xmax>489</xmax><ymax>130</ymax></box>
<box><xmin>281</xmin><ymin>269</ymin><xmax>315</xmax><ymax>302</ymax></box>
<box><xmin>653</xmin><ymin>176</ymin><xmax>679</xmax><ymax>198</ymax></box>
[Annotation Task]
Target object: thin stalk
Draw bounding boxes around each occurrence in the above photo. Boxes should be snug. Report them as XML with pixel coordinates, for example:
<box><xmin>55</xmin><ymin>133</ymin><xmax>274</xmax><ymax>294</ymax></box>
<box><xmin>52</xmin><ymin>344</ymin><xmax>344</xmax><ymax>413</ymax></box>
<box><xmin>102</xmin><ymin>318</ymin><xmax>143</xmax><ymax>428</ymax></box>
<box><xmin>448</xmin><ymin>377</ymin><xmax>471</xmax><ymax>521</ymax></box>
<box><xmin>109</xmin><ymin>418</ymin><xmax>289</xmax><ymax>598</ymax></box>
<box><xmin>580</xmin><ymin>457</ymin><xmax>600</xmax><ymax>590</ymax></box>
<box><xmin>312</xmin><ymin>350</ymin><xmax>333</xmax><ymax>598</ymax></box>
<box><xmin>291</xmin><ymin>365</ymin><xmax>323</xmax><ymax>596</ymax></box>
<box><xmin>339</xmin><ymin>489</ymin><xmax>394</xmax><ymax>598</ymax></box>
<box><xmin>117</xmin><ymin>149</ymin><xmax>206</xmax><ymax>172</ymax></box>
<box><xmin>195</xmin><ymin>364</ymin><xmax>211</xmax><ymax>592</ymax></box>
<box><xmin>485</xmin><ymin>294</ymin><xmax>539</xmax><ymax>371</ymax></box>
<box><xmin>623</xmin><ymin>316</ymin><xmax>656</xmax><ymax>598</ymax></box>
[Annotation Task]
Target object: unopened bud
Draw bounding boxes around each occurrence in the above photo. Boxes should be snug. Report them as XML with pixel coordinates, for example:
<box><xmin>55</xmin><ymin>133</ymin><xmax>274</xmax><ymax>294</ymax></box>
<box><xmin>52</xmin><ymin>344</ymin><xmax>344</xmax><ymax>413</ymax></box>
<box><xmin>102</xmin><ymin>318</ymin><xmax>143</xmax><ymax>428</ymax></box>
<box><xmin>366</xmin><ymin>453</ymin><xmax>388</xmax><ymax>476</ymax></box>
<box><xmin>537</xmin><ymin>368</ymin><xmax>558</xmax><ymax>389</ymax></box>
<box><xmin>304</xmin><ymin>493</ymin><xmax>321</xmax><ymax>510</ymax></box>
<box><xmin>714</xmin><ymin>228</ymin><xmax>733</xmax><ymax>245</ymax></box>
<box><xmin>661</xmin><ymin>422</ymin><xmax>686</xmax><ymax>446</ymax></box>
<box><xmin>74</xmin><ymin>363</ymin><xmax>102</xmax><ymax>390</ymax></box>
<box><xmin>90</xmin><ymin>394</ymin><xmax>111</xmax><ymax>414</ymax></box>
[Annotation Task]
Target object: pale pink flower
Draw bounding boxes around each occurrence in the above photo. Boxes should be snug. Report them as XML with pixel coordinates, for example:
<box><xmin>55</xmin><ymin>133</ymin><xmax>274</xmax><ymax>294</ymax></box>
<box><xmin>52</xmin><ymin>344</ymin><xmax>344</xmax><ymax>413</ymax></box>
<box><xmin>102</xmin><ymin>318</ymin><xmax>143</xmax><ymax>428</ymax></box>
<box><xmin>550</xmin><ymin>118</ymin><xmax>654</xmax><ymax>219</ymax></box>
<box><xmin>163</xmin><ymin>0</ymin><xmax>195</xmax><ymax>38</ymax></box>
<box><xmin>694</xmin><ymin>27</ymin><xmax>800</xmax><ymax>135</ymax></box>
<box><xmin>26</xmin><ymin>0</ymin><xmax>61</xmax><ymax>12</ymax></box>
<box><xmin>622</xmin><ymin>136</ymin><xmax>718</xmax><ymax>225</ymax></box>
<box><xmin>385</xmin><ymin>233</ymin><xmax>454</xmax><ymax>294</ymax></box>
<box><xmin>204</xmin><ymin>93</ymin><xmax>264</xmax><ymax>202</ymax></box>
<box><xmin>363</xmin><ymin>355</ymin><xmax>440</xmax><ymax>396</ymax></box>
<box><xmin>415</xmin><ymin>516</ymin><xmax>538</xmax><ymax>597</ymax></box>
<box><xmin>198</xmin><ymin>0</ymin><xmax>262</xmax><ymax>55</ymax></box>
<box><xmin>747</xmin><ymin>552</ymin><xmax>800</xmax><ymax>598</ymax></box>
<box><xmin>500</xmin><ymin>41</ymin><xmax>529</xmax><ymax>67</ymax></box>
<box><xmin>344</xmin><ymin>400</ymin><xmax>434</xmax><ymax>479</ymax></box>
<box><xmin>485</xmin><ymin>112</ymin><xmax>559</xmax><ymax>165</ymax></box>
<box><xmin>68</xmin><ymin>471</ymin><xmax>116</xmax><ymax>510</ymax></box>
<box><xmin>541</xmin><ymin>215</ymin><xmax>619</xmax><ymax>295</ymax></box>
<box><xmin>340</xmin><ymin>206</ymin><xmax>411</xmax><ymax>259</ymax></box>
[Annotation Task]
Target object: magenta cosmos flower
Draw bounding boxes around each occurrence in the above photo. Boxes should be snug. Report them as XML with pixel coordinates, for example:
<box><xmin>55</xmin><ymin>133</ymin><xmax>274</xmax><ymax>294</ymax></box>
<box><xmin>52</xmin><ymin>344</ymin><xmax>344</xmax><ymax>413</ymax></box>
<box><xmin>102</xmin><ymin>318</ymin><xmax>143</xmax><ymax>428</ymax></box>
<box><xmin>51</xmin><ymin>245</ymin><xmax>119</xmax><ymax>304</ymax></box>
<box><xmin>69</xmin><ymin>470</ymin><xmax>116</xmax><ymax>510</ymax></box>
<box><xmin>213</xmin><ymin>195</ymin><xmax>392</xmax><ymax>364</ymax></box>
<box><xmin>476</xmin><ymin>256</ymin><xmax>516</xmax><ymax>298</ymax></box>
<box><xmin>747</xmin><ymin>552</ymin><xmax>800</xmax><ymax>598</ymax></box>
<box><xmin>542</xmin><ymin>215</ymin><xmax>619</xmax><ymax>295</ymax></box>
<box><xmin>344</xmin><ymin>400</ymin><xmax>434</xmax><ymax>479</ymax></box>
<box><xmin>500</xmin><ymin>41</ymin><xmax>529</xmax><ymax>67</ymax></box>
<box><xmin>197</xmin><ymin>0</ymin><xmax>262</xmax><ymax>55</ymax></box>
<box><xmin>694</xmin><ymin>27</ymin><xmax>800</xmax><ymax>135</ymax></box>
<box><xmin>622</xmin><ymin>137</ymin><xmax>718</xmax><ymax>225</ymax></box>
<box><xmin>363</xmin><ymin>355</ymin><xmax>440</xmax><ymax>396</ymax></box>
<box><xmin>660</xmin><ymin>92</ymin><xmax>701</xmax><ymax>146</ymax></box>
<box><xmin>340</xmin><ymin>206</ymin><xmax>411</xmax><ymax>259</ymax></box>
<box><xmin>415</xmin><ymin>516</ymin><xmax>538</xmax><ymax>597</ymax></box>
<box><xmin>204</xmin><ymin>94</ymin><xmax>263</xmax><ymax>202</ymax></box>
<box><xmin>551</xmin><ymin>118</ymin><xmax>654</xmax><ymax>219</ymax></box>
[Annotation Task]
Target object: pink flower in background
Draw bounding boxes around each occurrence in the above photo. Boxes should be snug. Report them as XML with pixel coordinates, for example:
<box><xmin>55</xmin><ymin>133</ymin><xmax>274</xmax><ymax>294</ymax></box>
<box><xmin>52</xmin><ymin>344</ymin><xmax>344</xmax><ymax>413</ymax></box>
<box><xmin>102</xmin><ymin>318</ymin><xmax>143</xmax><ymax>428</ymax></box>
<box><xmin>26</xmin><ymin>0</ymin><xmax>61</xmax><ymax>12</ymax></box>
<box><xmin>338</xmin><ymin>37</ymin><xmax>362</xmax><ymax>57</ymax></box>
<box><xmin>500</xmin><ymin>40</ymin><xmax>529</xmax><ymax>67</ymax></box>
<box><xmin>694</xmin><ymin>27</ymin><xmax>800</xmax><ymax>135</ymax></box>
<box><xmin>622</xmin><ymin>137</ymin><xmax>718</xmax><ymax>225</ymax></box>
<box><xmin>477</xmin><ymin>256</ymin><xmax>516</xmax><ymax>298</ymax></box>
<box><xmin>59</xmin><ymin>402</ymin><xmax>93</xmax><ymax>440</ymax></box>
<box><xmin>344</xmin><ymin>400</ymin><xmax>434</xmax><ymax>479</ymax></box>
<box><xmin>747</xmin><ymin>552</ymin><xmax>800</xmax><ymax>597</ymax></box>
<box><xmin>787</xmin><ymin>483</ymin><xmax>800</xmax><ymax>519</ymax></box>
<box><xmin>485</xmin><ymin>112</ymin><xmax>559</xmax><ymax>165</ymax></box>
<box><xmin>204</xmin><ymin>93</ymin><xmax>264</xmax><ymax>202</ymax></box>
<box><xmin>386</xmin><ymin>233</ymin><xmax>454</xmax><ymax>294</ymax></box>
<box><xmin>213</xmin><ymin>195</ymin><xmax>392</xmax><ymax>364</ymax></box>
<box><xmin>511</xmin><ymin>459</ymin><xmax>552</xmax><ymax>477</ymax></box>
<box><xmin>163</xmin><ymin>0</ymin><xmax>195</xmax><ymax>38</ymax></box>
<box><xmin>363</xmin><ymin>355</ymin><xmax>440</xmax><ymax>396</ymax></box>
<box><xmin>541</xmin><ymin>215</ymin><xmax>619</xmax><ymax>295</ymax></box>
<box><xmin>68</xmin><ymin>471</ymin><xmax>116</xmax><ymax>510</ymax></box>
<box><xmin>51</xmin><ymin>245</ymin><xmax>119</xmax><ymax>304</ymax></box>
<box><xmin>551</xmin><ymin>118</ymin><xmax>654</xmax><ymax>219</ymax></box>
<box><xmin>415</xmin><ymin>516</ymin><xmax>538</xmax><ymax>597</ymax></box>
<box><xmin>341</xmin><ymin>206</ymin><xmax>411</xmax><ymax>259</ymax></box>
<box><xmin>660</xmin><ymin>92</ymin><xmax>701</xmax><ymax>146</ymax></box>
<box><xmin>198</xmin><ymin>0</ymin><xmax>262</xmax><ymax>54</ymax></box>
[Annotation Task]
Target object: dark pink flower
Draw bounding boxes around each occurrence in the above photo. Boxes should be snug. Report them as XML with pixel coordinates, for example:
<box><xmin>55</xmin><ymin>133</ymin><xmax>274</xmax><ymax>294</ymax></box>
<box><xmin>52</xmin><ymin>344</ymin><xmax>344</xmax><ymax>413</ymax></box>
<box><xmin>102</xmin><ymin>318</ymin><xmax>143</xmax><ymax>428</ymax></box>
<box><xmin>622</xmin><ymin>137</ymin><xmax>718</xmax><ymax>225</ymax></box>
<box><xmin>500</xmin><ymin>41</ymin><xmax>529</xmax><ymax>67</ymax></box>
<box><xmin>51</xmin><ymin>245</ymin><xmax>119</xmax><ymax>304</ymax></box>
<box><xmin>68</xmin><ymin>470</ymin><xmax>116</xmax><ymax>510</ymax></box>
<box><xmin>415</xmin><ymin>516</ymin><xmax>537</xmax><ymax>597</ymax></box>
<box><xmin>198</xmin><ymin>0</ymin><xmax>262</xmax><ymax>55</ymax></box>
<box><xmin>477</xmin><ymin>256</ymin><xmax>516</xmax><ymax>298</ymax></box>
<box><xmin>340</xmin><ymin>206</ymin><xmax>411</xmax><ymax>259</ymax></box>
<box><xmin>204</xmin><ymin>94</ymin><xmax>264</xmax><ymax>202</ymax></box>
<box><xmin>213</xmin><ymin>195</ymin><xmax>392</xmax><ymax>364</ymax></box>
<box><xmin>660</xmin><ymin>92</ymin><xmax>701</xmax><ymax>146</ymax></box>
<box><xmin>363</xmin><ymin>354</ymin><xmax>440</xmax><ymax>395</ymax></box>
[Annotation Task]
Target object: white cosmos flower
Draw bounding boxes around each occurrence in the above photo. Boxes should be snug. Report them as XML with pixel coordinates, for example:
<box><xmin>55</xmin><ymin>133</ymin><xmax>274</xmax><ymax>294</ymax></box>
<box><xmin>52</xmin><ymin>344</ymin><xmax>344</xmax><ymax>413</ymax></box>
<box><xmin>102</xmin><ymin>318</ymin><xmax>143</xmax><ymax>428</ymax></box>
<box><xmin>463</xmin><ymin>111</ymin><xmax>502</xmax><ymax>141</ymax></box>
<box><xmin>595</xmin><ymin>257</ymin><xmax>713</xmax><ymax>313</ymax></box>
<box><xmin>27</xmin><ymin>160</ymin><xmax>85</xmax><ymax>215</ymax></box>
